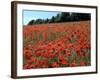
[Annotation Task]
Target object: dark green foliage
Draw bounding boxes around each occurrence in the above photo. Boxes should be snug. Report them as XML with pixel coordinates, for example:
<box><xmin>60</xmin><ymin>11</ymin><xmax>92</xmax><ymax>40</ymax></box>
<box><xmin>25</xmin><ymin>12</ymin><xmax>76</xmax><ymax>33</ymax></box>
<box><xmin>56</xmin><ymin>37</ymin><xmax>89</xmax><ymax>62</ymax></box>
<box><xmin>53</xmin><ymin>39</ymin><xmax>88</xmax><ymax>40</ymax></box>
<box><xmin>49</xmin><ymin>16</ymin><xmax>55</xmax><ymax>23</ymax></box>
<box><xmin>27</xmin><ymin>12</ymin><xmax>91</xmax><ymax>25</ymax></box>
<box><xmin>28</xmin><ymin>20</ymin><xmax>35</xmax><ymax>25</ymax></box>
<box><xmin>44</xmin><ymin>18</ymin><xmax>49</xmax><ymax>23</ymax></box>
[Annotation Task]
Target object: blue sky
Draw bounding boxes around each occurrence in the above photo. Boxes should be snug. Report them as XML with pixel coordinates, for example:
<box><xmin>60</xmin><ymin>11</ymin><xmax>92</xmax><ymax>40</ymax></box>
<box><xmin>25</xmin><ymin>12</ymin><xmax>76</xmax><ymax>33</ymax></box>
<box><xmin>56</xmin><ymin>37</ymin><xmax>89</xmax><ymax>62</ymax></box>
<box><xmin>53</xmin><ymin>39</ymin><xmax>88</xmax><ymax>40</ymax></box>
<box><xmin>23</xmin><ymin>10</ymin><xmax>59</xmax><ymax>25</ymax></box>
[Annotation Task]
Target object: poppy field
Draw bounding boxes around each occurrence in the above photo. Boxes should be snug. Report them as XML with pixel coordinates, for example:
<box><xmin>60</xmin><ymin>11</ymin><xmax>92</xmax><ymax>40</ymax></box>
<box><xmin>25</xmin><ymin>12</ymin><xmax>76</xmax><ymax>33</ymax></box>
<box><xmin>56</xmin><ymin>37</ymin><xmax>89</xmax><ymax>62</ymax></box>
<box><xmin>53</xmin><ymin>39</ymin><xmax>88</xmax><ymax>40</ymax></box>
<box><xmin>23</xmin><ymin>21</ymin><xmax>91</xmax><ymax>69</ymax></box>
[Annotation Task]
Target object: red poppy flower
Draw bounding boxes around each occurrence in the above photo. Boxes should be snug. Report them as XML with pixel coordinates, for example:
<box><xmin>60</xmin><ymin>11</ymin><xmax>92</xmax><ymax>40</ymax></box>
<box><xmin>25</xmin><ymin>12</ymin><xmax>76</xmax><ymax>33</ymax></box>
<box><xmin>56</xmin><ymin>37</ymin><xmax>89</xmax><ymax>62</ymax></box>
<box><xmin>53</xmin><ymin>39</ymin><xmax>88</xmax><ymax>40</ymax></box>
<box><xmin>66</xmin><ymin>50</ymin><xmax>72</xmax><ymax>56</ymax></box>
<box><xmin>24</xmin><ymin>49</ymin><xmax>33</xmax><ymax>59</ymax></box>
<box><xmin>61</xmin><ymin>59</ymin><xmax>68</xmax><ymax>65</ymax></box>
<box><xmin>80</xmin><ymin>61</ymin><xmax>86</xmax><ymax>66</ymax></box>
<box><xmin>49</xmin><ymin>53</ymin><xmax>55</xmax><ymax>58</ymax></box>
<box><xmin>70</xmin><ymin>62</ymin><xmax>77</xmax><ymax>67</ymax></box>
<box><xmin>58</xmin><ymin>54</ymin><xmax>65</xmax><ymax>61</ymax></box>
<box><xmin>36</xmin><ymin>51</ymin><xmax>41</xmax><ymax>57</ymax></box>
<box><xmin>51</xmin><ymin>62</ymin><xmax>59</xmax><ymax>67</ymax></box>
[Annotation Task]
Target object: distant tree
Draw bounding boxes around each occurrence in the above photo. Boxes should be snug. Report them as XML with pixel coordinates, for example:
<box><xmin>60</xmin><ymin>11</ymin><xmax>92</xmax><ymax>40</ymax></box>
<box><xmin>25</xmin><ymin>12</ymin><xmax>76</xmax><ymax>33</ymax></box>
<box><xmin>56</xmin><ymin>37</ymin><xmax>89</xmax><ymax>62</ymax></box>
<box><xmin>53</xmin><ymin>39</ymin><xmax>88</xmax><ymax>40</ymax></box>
<box><xmin>60</xmin><ymin>12</ymin><xmax>70</xmax><ymax>22</ymax></box>
<box><xmin>44</xmin><ymin>18</ymin><xmax>49</xmax><ymax>23</ymax></box>
<box><xmin>68</xmin><ymin>13</ymin><xmax>91</xmax><ymax>21</ymax></box>
<box><xmin>27</xmin><ymin>12</ymin><xmax>91</xmax><ymax>25</ymax></box>
<box><xmin>28</xmin><ymin>20</ymin><xmax>35</xmax><ymax>25</ymax></box>
<box><xmin>34</xmin><ymin>19</ymin><xmax>43</xmax><ymax>24</ymax></box>
<box><xmin>80</xmin><ymin>13</ymin><xmax>91</xmax><ymax>20</ymax></box>
<box><xmin>49</xmin><ymin>16</ymin><xmax>55</xmax><ymax>23</ymax></box>
<box><xmin>71</xmin><ymin>13</ymin><xmax>80</xmax><ymax>21</ymax></box>
<box><xmin>54</xmin><ymin>13</ymin><xmax>61</xmax><ymax>22</ymax></box>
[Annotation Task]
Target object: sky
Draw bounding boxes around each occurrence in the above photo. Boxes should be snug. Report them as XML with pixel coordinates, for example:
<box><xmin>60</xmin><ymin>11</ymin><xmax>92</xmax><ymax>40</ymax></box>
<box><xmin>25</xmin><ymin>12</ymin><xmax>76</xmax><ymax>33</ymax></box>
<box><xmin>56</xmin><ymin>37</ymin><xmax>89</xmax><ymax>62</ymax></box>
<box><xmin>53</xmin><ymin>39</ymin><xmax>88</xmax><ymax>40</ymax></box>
<box><xmin>23</xmin><ymin>10</ymin><xmax>59</xmax><ymax>25</ymax></box>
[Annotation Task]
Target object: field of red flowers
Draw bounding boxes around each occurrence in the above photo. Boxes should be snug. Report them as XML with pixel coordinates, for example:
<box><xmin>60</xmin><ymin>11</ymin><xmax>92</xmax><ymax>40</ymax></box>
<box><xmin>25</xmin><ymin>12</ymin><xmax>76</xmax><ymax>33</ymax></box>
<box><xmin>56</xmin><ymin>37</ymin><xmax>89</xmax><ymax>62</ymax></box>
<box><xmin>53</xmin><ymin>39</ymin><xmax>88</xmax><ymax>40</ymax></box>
<box><xmin>23</xmin><ymin>21</ymin><xmax>91</xmax><ymax>69</ymax></box>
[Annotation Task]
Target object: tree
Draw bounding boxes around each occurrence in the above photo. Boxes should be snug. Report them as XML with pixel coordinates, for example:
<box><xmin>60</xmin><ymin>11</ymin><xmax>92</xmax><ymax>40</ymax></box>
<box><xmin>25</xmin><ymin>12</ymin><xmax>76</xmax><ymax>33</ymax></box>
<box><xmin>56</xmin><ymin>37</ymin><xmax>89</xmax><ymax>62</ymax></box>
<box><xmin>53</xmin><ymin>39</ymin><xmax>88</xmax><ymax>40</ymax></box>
<box><xmin>54</xmin><ymin>13</ymin><xmax>61</xmax><ymax>22</ymax></box>
<box><xmin>44</xmin><ymin>18</ymin><xmax>49</xmax><ymax>23</ymax></box>
<box><xmin>28</xmin><ymin>20</ymin><xmax>35</xmax><ymax>25</ymax></box>
<box><xmin>34</xmin><ymin>19</ymin><xmax>43</xmax><ymax>24</ymax></box>
<box><xmin>62</xmin><ymin>12</ymin><xmax>70</xmax><ymax>21</ymax></box>
<box><xmin>67</xmin><ymin>13</ymin><xmax>91</xmax><ymax>21</ymax></box>
<box><xmin>27</xmin><ymin>12</ymin><xmax>91</xmax><ymax>25</ymax></box>
<box><xmin>80</xmin><ymin>13</ymin><xmax>91</xmax><ymax>20</ymax></box>
<box><xmin>49</xmin><ymin>16</ymin><xmax>55</xmax><ymax>23</ymax></box>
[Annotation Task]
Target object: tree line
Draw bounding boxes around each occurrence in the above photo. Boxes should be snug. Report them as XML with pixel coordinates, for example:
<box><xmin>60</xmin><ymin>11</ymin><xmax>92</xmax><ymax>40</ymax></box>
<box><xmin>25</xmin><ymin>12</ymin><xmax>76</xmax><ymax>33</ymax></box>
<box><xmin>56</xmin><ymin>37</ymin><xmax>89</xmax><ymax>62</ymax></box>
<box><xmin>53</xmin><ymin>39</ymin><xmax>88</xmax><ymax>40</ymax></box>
<box><xmin>28</xmin><ymin>12</ymin><xmax>91</xmax><ymax>25</ymax></box>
